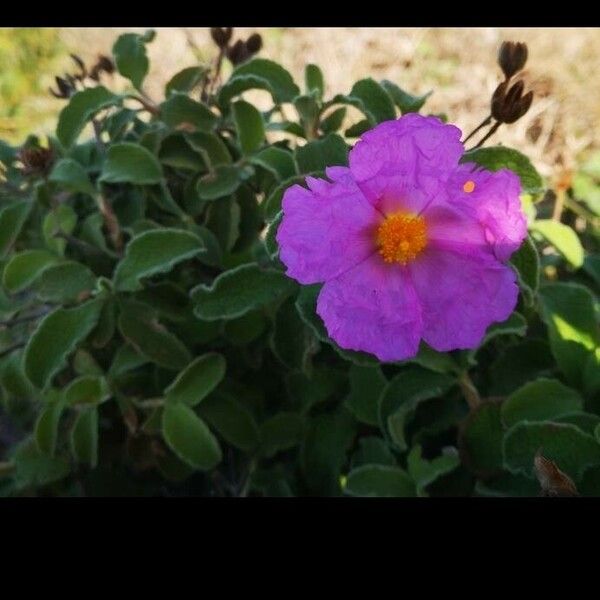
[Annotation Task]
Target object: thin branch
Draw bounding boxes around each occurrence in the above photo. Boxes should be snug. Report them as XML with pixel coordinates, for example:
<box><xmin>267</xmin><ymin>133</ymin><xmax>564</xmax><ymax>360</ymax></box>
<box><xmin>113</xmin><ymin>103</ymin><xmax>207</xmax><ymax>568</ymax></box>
<box><xmin>470</xmin><ymin>121</ymin><xmax>501</xmax><ymax>150</ymax></box>
<box><xmin>0</xmin><ymin>310</ymin><xmax>50</xmax><ymax>328</ymax></box>
<box><xmin>0</xmin><ymin>342</ymin><xmax>25</xmax><ymax>359</ymax></box>
<box><xmin>462</xmin><ymin>114</ymin><xmax>493</xmax><ymax>144</ymax></box>
<box><xmin>458</xmin><ymin>371</ymin><xmax>481</xmax><ymax>411</ymax></box>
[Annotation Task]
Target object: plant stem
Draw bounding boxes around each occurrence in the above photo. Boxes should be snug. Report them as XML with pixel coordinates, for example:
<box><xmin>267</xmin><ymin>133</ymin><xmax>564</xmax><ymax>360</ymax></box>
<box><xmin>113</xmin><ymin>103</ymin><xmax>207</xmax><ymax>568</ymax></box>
<box><xmin>552</xmin><ymin>188</ymin><xmax>565</xmax><ymax>221</ymax></box>
<box><xmin>471</xmin><ymin>121</ymin><xmax>501</xmax><ymax>150</ymax></box>
<box><xmin>463</xmin><ymin>114</ymin><xmax>492</xmax><ymax>144</ymax></box>
<box><xmin>458</xmin><ymin>371</ymin><xmax>481</xmax><ymax>411</ymax></box>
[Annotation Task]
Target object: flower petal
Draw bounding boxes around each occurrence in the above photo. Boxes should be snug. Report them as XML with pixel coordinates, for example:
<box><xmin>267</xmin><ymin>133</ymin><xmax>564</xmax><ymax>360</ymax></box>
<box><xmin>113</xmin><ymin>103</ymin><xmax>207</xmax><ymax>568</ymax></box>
<box><xmin>277</xmin><ymin>174</ymin><xmax>379</xmax><ymax>285</ymax></box>
<box><xmin>317</xmin><ymin>255</ymin><xmax>423</xmax><ymax>361</ymax></box>
<box><xmin>409</xmin><ymin>246</ymin><xmax>519</xmax><ymax>352</ymax></box>
<box><xmin>349</xmin><ymin>114</ymin><xmax>463</xmax><ymax>207</ymax></box>
<box><xmin>447</xmin><ymin>165</ymin><xmax>527</xmax><ymax>261</ymax></box>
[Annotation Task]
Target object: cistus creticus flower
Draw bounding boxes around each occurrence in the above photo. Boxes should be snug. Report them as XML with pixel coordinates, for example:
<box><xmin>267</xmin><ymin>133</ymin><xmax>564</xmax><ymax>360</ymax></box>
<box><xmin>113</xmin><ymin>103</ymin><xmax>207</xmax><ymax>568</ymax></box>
<box><xmin>276</xmin><ymin>114</ymin><xmax>528</xmax><ymax>362</ymax></box>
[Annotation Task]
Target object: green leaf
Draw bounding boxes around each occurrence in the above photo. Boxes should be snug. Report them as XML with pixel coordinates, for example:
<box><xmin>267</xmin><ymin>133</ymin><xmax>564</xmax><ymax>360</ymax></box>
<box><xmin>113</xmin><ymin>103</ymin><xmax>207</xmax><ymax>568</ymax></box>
<box><xmin>379</xmin><ymin>366</ymin><xmax>455</xmax><ymax>450</ymax></box>
<box><xmin>2</xmin><ymin>250</ymin><xmax>60</xmax><ymax>293</ymax></box>
<box><xmin>348</xmin><ymin>78</ymin><xmax>396</xmax><ymax>123</ymax></box>
<box><xmin>165</xmin><ymin>353</ymin><xmax>226</xmax><ymax>407</ymax></box>
<box><xmin>162</xmin><ymin>402</ymin><xmax>221</xmax><ymax>471</ymax></box>
<box><xmin>301</xmin><ymin>408</ymin><xmax>356</xmax><ymax>495</ymax></box>
<box><xmin>344</xmin><ymin>465</ymin><xmax>416</xmax><ymax>497</ymax></box>
<box><xmin>259</xmin><ymin>413</ymin><xmax>305</xmax><ymax>458</ymax></box>
<box><xmin>584</xmin><ymin>255</ymin><xmax>600</xmax><ymax>287</ymax></box>
<box><xmin>192</xmin><ymin>263</ymin><xmax>295</xmax><ymax>321</ymax></box>
<box><xmin>42</xmin><ymin>203</ymin><xmax>77</xmax><ymax>255</ymax></box>
<box><xmin>510</xmin><ymin>234</ymin><xmax>540</xmax><ymax>305</ymax></box>
<box><xmin>381</xmin><ymin>80</ymin><xmax>431</xmax><ymax>114</ymax></box>
<box><xmin>503</xmin><ymin>421</ymin><xmax>600</xmax><ymax>481</ymax></box>
<box><xmin>112</xmin><ymin>32</ymin><xmax>152</xmax><ymax>90</ymax></box>
<box><xmin>36</xmin><ymin>262</ymin><xmax>96</xmax><ymax>303</ymax></box>
<box><xmin>65</xmin><ymin>375</ymin><xmax>110</xmax><ymax>406</ymax></box>
<box><xmin>407</xmin><ymin>445</ymin><xmax>460</xmax><ymax>494</ymax></box>
<box><xmin>305</xmin><ymin>64</ymin><xmax>324</xmax><ymax>100</ymax></box>
<box><xmin>250</xmin><ymin>147</ymin><xmax>296</xmax><ymax>181</ymax></box>
<box><xmin>461</xmin><ymin>146</ymin><xmax>544</xmax><ymax>195</ymax></box>
<box><xmin>320</xmin><ymin>107</ymin><xmax>346</xmax><ymax>134</ymax></box>
<box><xmin>271</xmin><ymin>296</ymin><xmax>315</xmax><ymax>371</ymax></box>
<box><xmin>197</xmin><ymin>393</ymin><xmax>259</xmax><ymax>452</ymax></box>
<box><xmin>539</xmin><ymin>283</ymin><xmax>599</xmax><ymax>386</ymax></box>
<box><xmin>160</xmin><ymin>93</ymin><xmax>217</xmax><ymax>131</ymax></box>
<box><xmin>264</xmin><ymin>210</ymin><xmax>283</xmax><ymax>257</ymax></box>
<box><xmin>185</xmin><ymin>131</ymin><xmax>232</xmax><ymax>167</ymax></box>
<box><xmin>232</xmin><ymin>100</ymin><xmax>265</xmax><ymax>154</ymax></box>
<box><xmin>459</xmin><ymin>400</ymin><xmax>504</xmax><ymax>476</ymax></box>
<box><xmin>99</xmin><ymin>142</ymin><xmax>163</xmax><ymax>185</ymax></box>
<box><xmin>501</xmin><ymin>378</ymin><xmax>583</xmax><ymax>428</ymax></box>
<box><xmin>196</xmin><ymin>165</ymin><xmax>242</xmax><ymax>200</ymax></box>
<box><xmin>113</xmin><ymin>228</ymin><xmax>204</xmax><ymax>292</ymax></box>
<box><xmin>165</xmin><ymin>66</ymin><xmax>206</xmax><ymax>97</ymax></box>
<box><xmin>108</xmin><ymin>344</ymin><xmax>148</xmax><ymax>379</ymax></box>
<box><xmin>49</xmin><ymin>158</ymin><xmax>95</xmax><ymax>196</ymax></box>
<box><xmin>12</xmin><ymin>438</ymin><xmax>70</xmax><ymax>489</ymax></box>
<box><xmin>344</xmin><ymin>365</ymin><xmax>387</xmax><ymax>426</ymax></box>
<box><xmin>57</xmin><ymin>86</ymin><xmax>118</xmax><ymax>148</ymax></box>
<box><xmin>222</xmin><ymin>59</ymin><xmax>300</xmax><ymax>105</ymax></box>
<box><xmin>70</xmin><ymin>406</ymin><xmax>99</xmax><ymax>467</ymax></box>
<box><xmin>35</xmin><ymin>398</ymin><xmax>64</xmax><ymax>456</ymax></box>
<box><xmin>205</xmin><ymin>196</ymin><xmax>240</xmax><ymax>252</ymax></box>
<box><xmin>530</xmin><ymin>219</ymin><xmax>585</xmax><ymax>269</ymax></box>
<box><xmin>296</xmin><ymin>134</ymin><xmax>348</xmax><ymax>173</ymax></box>
<box><xmin>572</xmin><ymin>172</ymin><xmax>600</xmax><ymax>217</ymax></box>
<box><xmin>351</xmin><ymin>437</ymin><xmax>396</xmax><ymax>468</ymax></box>
<box><xmin>223</xmin><ymin>311</ymin><xmax>266</xmax><ymax>346</ymax></box>
<box><xmin>0</xmin><ymin>200</ymin><xmax>31</xmax><ymax>258</ymax></box>
<box><xmin>118</xmin><ymin>301</ymin><xmax>191</xmax><ymax>371</ymax></box>
<box><xmin>23</xmin><ymin>298</ymin><xmax>104</xmax><ymax>389</ymax></box>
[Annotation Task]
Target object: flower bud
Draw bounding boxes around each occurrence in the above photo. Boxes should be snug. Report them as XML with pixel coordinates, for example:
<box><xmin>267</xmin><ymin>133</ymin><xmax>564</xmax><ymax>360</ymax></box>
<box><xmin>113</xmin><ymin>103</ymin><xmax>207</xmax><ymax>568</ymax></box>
<box><xmin>17</xmin><ymin>146</ymin><xmax>55</xmax><ymax>177</ymax></box>
<box><xmin>210</xmin><ymin>27</ymin><xmax>233</xmax><ymax>48</ymax></box>
<box><xmin>245</xmin><ymin>33</ymin><xmax>263</xmax><ymax>55</ymax></box>
<box><xmin>498</xmin><ymin>41</ymin><xmax>528</xmax><ymax>80</ymax></box>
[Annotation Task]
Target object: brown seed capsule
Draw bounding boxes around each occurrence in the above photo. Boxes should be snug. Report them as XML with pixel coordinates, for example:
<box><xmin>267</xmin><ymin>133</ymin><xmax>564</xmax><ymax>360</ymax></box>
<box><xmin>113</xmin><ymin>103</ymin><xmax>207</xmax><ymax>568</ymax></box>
<box><xmin>498</xmin><ymin>41</ymin><xmax>528</xmax><ymax>80</ymax></box>
<box><xmin>97</xmin><ymin>55</ymin><xmax>115</xmax><ymax>74</ymax></box>
<box><xmin>210</xmin><ymin>27</ymin><xmax>233</xmax><ymax>49</ymax></box>
<box><xmin>245</xmin><ymin>33</ymin><xmax>263</xmax><ymax>55</ymax></box>
<box><xmin>534</xmin><ymin>450</ymin><xmax>579</xmax><ymax>497</ymax></box>
<box><xmin>17</xmin><ymin>146</ymin><xmax>55</xmax><ymax>177</ymax></box>
<box><xmin>491</xmin><ymin>79</ymin><xmax>533</xmax><ymax>124</ymax></box>
<box><xmin>227</xmin><ymin>39</ymin><xmax>250</xmax><ymax>65</ymax></box>
<box><xmin>70</xmin><ymin>53</ymin><xmax>87</xmax><ymax>80</ymax></box>
<box><xmin>49</xmin><ymin>75</ymin><xmax>74</xmax><ymax>99</ymax></box>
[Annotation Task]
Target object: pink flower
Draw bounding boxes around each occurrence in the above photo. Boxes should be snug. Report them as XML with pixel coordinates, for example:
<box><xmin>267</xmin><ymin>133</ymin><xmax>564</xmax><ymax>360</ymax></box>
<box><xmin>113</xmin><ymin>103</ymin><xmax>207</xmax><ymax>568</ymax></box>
<box><xmin>276</xmin><ymin>114</ymin><xmax>527</xmax><ymax>362</ymax></box>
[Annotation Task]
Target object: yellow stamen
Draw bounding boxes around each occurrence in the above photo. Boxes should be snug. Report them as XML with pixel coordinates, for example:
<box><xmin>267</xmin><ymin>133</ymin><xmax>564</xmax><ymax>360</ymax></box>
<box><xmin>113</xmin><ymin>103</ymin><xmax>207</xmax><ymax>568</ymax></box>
<box><xmin>463</xmin><ymin>180</ymin><xmax>476</xmax><ymax>193</ymax></box>
<box><xmin>376</xmin><ymin>212</ymin><xmax>427</xmax><ymax>265</ymax></box>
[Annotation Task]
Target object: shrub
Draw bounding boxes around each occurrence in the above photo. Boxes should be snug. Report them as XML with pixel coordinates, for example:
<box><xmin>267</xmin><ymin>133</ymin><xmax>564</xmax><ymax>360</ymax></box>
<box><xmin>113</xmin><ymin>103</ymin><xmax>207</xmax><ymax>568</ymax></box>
<box><xmin>0</xmin><ymin>29</ymin><xmax>598</xmax><ymax>497</ymax></box>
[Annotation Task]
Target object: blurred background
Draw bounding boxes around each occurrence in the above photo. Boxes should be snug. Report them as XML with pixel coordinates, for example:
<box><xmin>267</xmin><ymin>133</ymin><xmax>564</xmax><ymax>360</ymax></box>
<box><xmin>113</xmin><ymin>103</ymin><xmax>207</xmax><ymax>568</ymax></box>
<box><xmin>1</xmin><ymin>27</ymin><xmax>599</xmax><ymax>186</ymax></box>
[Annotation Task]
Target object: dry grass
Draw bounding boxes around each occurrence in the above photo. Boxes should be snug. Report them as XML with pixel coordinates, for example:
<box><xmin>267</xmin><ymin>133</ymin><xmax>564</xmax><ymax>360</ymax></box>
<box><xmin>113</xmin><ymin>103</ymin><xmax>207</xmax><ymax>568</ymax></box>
<box><xmin>55</xmin><ymin>27</ymin><xmax>600</xmax><ymax>183</ymax></box>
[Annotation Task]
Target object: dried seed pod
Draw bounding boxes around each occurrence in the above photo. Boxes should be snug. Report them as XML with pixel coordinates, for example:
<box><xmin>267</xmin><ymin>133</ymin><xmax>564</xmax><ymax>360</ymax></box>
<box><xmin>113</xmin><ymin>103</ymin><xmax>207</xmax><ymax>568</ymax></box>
<box><xmin>49</xmin><ymin>75</ymin><xmax>74</xmax><ymax>99</ymax></box>
<box><xmin>210</xmin><ymin>27</ymin><xmax>233</xmax><ymax>49</ymax></box>
<box><xmin>70</xmin><ymin>53</ymin><xmax>87</xmax><ymax>80</ymax></box>
<box><xmin>17</xmin><ymin>146</ymin><xmax>55</xmax><ymax>177</ymax></box>
<box><xmin>534</xmin><ymin>450</ymin><xmax>579</xmax><ymax>497</ymax></box>
<box><xmin>227</xmin><ymin>39</ymin><xmax>250</xmax><ymax>65</ymax></box>
<box><xmin>491</xmin><ymin>79</ymin><xmax>533</xmax><ymax>124</ymax></box>
<box><xmin>245</xmin><ymin>33</ymin><xmax>263</xmax><ymax>55</ymax></box>
<box><xmin>498</xmin><ymin>41</ymin><xmax>528</xmax><ymax>80</ymax></box>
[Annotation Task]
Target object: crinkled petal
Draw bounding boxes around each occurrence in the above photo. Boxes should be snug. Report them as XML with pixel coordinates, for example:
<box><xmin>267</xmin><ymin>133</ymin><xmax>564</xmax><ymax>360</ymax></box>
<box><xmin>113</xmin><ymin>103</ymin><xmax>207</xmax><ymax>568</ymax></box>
<box><xmin>277</xmin><ymin>175</ymin><xmax>379</xmax><ymax>285</ymax></box>
<box><xmin>447</xmin><ymin>165</ymin><xmax>527</xmax><ymax>261</ymax></box>
<box><xmin>409</xmin><ymin>245</ymin><xmax>519</xmax><ymax>352</ymax></box>
<box><xmin>317</xmin><ymin>255</ymin><xmax>423</xmax><ymax>361</ymax></box>
<box><xmin>349</xmin><ymin>114</ymin><xmax>463</xmax><ymax>207</ymax></box>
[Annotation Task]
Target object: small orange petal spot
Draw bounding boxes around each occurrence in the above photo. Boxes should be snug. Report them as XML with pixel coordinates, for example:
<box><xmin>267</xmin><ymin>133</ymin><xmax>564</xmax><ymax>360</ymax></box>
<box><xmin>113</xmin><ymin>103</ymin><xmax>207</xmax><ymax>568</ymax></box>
<box><xmin>463</xmin><ymin>180</ymin><xmax>476</xmax><ymax>193</ymax></box>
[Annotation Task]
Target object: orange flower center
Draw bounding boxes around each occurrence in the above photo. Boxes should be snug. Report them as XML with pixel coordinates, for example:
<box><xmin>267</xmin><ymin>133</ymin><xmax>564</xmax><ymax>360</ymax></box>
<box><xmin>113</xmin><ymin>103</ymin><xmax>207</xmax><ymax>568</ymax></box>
<box><xmin>376</xmin><ymin>212</ymin><xmax>427</xmax><ymax>265</ymax></box>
